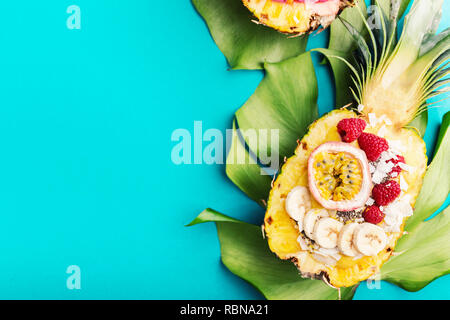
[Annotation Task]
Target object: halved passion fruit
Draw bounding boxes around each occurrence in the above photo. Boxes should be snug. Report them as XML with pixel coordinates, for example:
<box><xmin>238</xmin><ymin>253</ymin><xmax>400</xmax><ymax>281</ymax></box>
<box><xmin>307</xmin><ymin>142</ymin><xmax>372</xmax><ymax>211</ymax></box>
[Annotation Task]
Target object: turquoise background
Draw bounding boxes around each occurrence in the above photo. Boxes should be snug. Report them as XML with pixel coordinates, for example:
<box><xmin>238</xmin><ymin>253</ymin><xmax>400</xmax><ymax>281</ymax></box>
<box><xmin>0</xmin><ymin>1</ymin><xmax>447</xmax><ymax>299</ymax></box>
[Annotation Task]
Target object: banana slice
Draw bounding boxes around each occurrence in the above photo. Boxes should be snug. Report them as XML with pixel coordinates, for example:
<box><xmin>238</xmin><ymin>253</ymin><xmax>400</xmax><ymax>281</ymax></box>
<box><xmin>354</xmin><ymin>223</ymin><xmax>388</xmax><ymax>256</ymax></box>
<box><xmin>338</xmin><ymin>223</ymin><xmax>360</xmax><ymax>257</ymax></box>
<box><xmin>303</xmin><ymin>209</ymin><xmax>328</xmax><ymax>239</ymax></box>
<box><xmin>285</xmin><ymin>186</ymin><xmax>311</xmax><ymax>231</ymax></box>
<box><xmin>313</xmin><ymin>217</ymin><xmax>343</xmax><ymax>249</ymax></box>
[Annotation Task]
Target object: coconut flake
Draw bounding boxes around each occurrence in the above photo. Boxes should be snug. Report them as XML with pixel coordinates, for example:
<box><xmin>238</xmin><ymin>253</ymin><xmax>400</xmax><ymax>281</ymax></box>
<box><xmin>383</xmin><ymin>216</ymin><xmax>403</xmax><ymax>232</ymax></box>
<box><xmin>398</xmin><ymin>162</ymin><xmax>416</xmax><ymax>173</ymax></box>
<box><xmin>378</xmin><ymin>159</ymin><xmax>395</xmax><ymax>174</ymax></box>
<box><xmin>366</xmin><ymin>197</ymin><xmax>375</xmax><ymax>206</ymax></box>
<box><xmin>402</xmin><ymin>194</ymin><xmax>412</xmax><ymax>204</ymax></box>
<box><xmin>377</xmin><ymin>125</ymin><xmax>388</xmax><ymax>137</ymax></box>
<box><xmin>317</xmin><ymin>247</ymin><xmax>341</xmax><ymax>260</ymax></box>
<box><xmin>399</xmin><ymin>174</ymin><xmax>409</xmax><ymax>191</ymax></box>
<box><xmin>383</xmin><ymin>116</ymin><xmax>393</xmax><ymax>125</ymax></box>
<box><xmin>368</xmin><ymin>113</ymin><xmax>379</xmax><ymax>127</ymax></box>
<box><xmin>357</xmin><ymin>104</ymin><xmax>365</xmax><ymax>113</ymax></box>
<box><xmin>383</xmin><ymin>197</ymin><xmax>413</xmax><ymax>233</ymax></box>
<box><xmin>372</xmin><ymin>170</ymin><xmax>385</xmax><ymax>184</ymax></box>
<box><xmin>312</xmin><ymin>252</ymin><xmax>338</xmax><ymax>267</ymax></box>
<box><xmin>389</xmin><ymin>140</ymin><xmax>407</xmax><ymax>153</ymax></box>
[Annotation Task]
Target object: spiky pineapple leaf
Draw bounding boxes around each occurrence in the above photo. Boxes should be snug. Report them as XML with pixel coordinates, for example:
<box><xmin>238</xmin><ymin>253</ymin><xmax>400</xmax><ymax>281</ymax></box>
<box><xmin>235</xmin><ymin>52</ymin><xmax>319</xmax><ymax>164</ymax></box>
<box><xmin>191</xmin><ymin>0</ymin><xmax>308</xmax><ymax>70</ymax></box>
<box><xmin>325</xmin><ymin>1</ymin><xmax>367</xmax><ymax>106</ymax></box>
<box><xmin>381</xmin><ymin>206</ymin><xmax>450</xmax><ymax>291</ymax></box>
<box><xmin>225</xmin><ymin>120</ymin><xmax>272</xmax><ymax>207</ymax></box>
<box><xmin>315</xmin><ymin>48</ymin><xmax>357</xmax><ymax>107</ymax></box>
<box><xmin>189</xmin><ymin>208</ymin><xmax>356</xmax><ymax>300</ymax></box>
<box><xmin>406</xmin><ymin>111</ymin><xmax>450</xmax><ymax>230</ymax></box>
<box><xmin>420</xmin><ymin>28</ymin><xmax>450</xmax><ymax>56</ymax></box>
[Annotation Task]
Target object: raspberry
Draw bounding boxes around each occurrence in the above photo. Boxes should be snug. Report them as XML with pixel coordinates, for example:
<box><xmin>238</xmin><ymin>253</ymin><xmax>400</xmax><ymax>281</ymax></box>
<box><xmin>372</xmin><ymin>180</ymin><xmax>401</xmax><ymax>206</ymax></box>
<box><xmin>358</xmin><ymin>132</ymin><xmax>389</xmax><ymax>161</ymax></box>
<box><xmin>388</xmin><ymin>155</ymin><xmax>405</xmax><ymax>177</ymax></box>
<box><xmin>337</xmin><ymin>118</ymin><xmax>367</xmax><ymax>143</ymax></box>
<box><xmin>363</xmin><ymin>205</ymin><xmax>385</xmax><ymax>224</ymax></box>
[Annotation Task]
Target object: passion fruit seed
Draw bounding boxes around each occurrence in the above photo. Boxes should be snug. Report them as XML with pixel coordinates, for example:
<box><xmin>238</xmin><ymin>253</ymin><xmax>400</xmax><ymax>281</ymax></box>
<box><xmin>313</xmin><ymin>152</ymin><xmax>363</xmax><ymax>201</ymax></box>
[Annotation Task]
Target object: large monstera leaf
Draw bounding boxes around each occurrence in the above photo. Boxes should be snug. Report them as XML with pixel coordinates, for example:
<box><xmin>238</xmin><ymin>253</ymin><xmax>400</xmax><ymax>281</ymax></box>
<box><xmin>188</xmin><ymin>208</ymin><xmax>357</xmax><ymax>300</ymax></box>
<box><xmin>226</xmin><ymin>52</ymin><xmax>318</xmax><ymax>203</ymax></box>
<box><xmin>235</xmin><ymin>52</ymin><xmax>319</xmax><ymax>164</ymax></box>
<box><xmin>381</xmin><ymin>206</ymin><xmax>450</xmax><ymax>291</ymax></box>
<box><xmin>225</xmin><ymin>120</ymin><xmax>272</xmax><ymax>207</ymax></box>
<box><xmin>192</xmin><ymin>0</ymin><xmax>308</xmax><ymax>70</ymax></box>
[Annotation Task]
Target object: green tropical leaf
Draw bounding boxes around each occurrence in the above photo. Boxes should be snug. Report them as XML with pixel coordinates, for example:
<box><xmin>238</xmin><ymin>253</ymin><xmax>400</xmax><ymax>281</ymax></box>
<box><xmin>189</xmin><ymin>208</ymin><xmax>356</xmax><ymax>300</ymax></box>
<box><xmin>192</xmin><ymin>0</ymin><xmax>308</xmax><ymax>70</ymax></box>
<box><xmin>225</xmin><ymin>120</ymin><xmax>272</xmax><ymax>207</ymax></box>
<box><xmin>186</xmin><ymin>208</ymin><xmax>241</xmax><ymax>226</ymax></box>
<box><xmin>235</xmin><ymin>52</ymin><xmax>319</xmax><ymax>164</ymax></box>
<box><xmin>381</xmin><ymin>206</ymin><xmax>450</xmax><ymax>291</ymax></box>
<box><xmin>405</xmin><ymin>111</ymin><xmax>450</xmax><ymax>230</ymax></box>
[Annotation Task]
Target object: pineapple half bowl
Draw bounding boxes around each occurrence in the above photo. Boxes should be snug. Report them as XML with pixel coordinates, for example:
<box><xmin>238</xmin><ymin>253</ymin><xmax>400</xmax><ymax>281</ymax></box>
<box><xmin>243</xmin><ymin>0</ymin><xmax>356</xmax><ymax>35</ymax></box>
<box><xmin>264</xmin><ymin>109</ymin><xmax>427</xmax><ymax>288</ymax></box>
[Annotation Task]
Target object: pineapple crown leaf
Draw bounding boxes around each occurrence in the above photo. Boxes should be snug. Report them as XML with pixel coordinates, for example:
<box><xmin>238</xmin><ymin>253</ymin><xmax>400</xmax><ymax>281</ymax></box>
<box><xmin>336</xmin><ymin>0</ymin><xmax>449</xmax><ymax>125</ymax></box>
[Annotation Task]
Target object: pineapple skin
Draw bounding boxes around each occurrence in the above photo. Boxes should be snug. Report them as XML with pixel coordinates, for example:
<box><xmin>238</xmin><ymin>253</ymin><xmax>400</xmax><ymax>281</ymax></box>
<box><xmin>264</xmin><ymin>109</ymin><xmax>427</xmax><ymax>288</ymax></box>
<box><xmin>242</xmin><ymin>0</ymin><xmax>355</xmax><ymax>35</ymax></box>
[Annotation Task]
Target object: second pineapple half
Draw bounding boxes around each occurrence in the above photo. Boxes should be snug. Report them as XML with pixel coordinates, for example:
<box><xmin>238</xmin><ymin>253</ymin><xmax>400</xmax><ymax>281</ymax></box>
<box><xmin>242</xmin><ymin>0</ymin><xmax>356</xmax><ymax>35</ymax></box>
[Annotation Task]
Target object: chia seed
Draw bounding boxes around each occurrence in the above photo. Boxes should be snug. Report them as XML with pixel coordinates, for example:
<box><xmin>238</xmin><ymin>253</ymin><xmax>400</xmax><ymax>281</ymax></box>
<box><xmin>336</xmin><ymin>209</ymin><xmax>364</xmax><ymax>223</ymax></box>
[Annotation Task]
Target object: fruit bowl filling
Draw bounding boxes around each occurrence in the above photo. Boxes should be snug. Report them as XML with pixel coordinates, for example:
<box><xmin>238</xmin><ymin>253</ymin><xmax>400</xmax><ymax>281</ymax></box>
<box><xmin>265</xmin><ymin>109</ymin><xmax>427</xmax><ymax>288</ymax></box>
<box><xmin>288</xmin><ymin>116</ymin><xmax>413</xmax><ymax>261</ymax></box>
